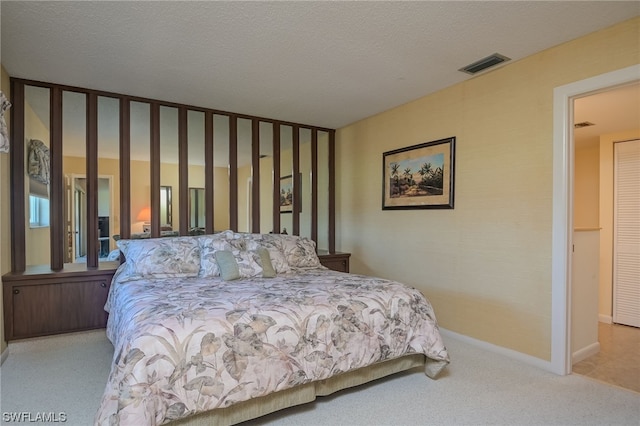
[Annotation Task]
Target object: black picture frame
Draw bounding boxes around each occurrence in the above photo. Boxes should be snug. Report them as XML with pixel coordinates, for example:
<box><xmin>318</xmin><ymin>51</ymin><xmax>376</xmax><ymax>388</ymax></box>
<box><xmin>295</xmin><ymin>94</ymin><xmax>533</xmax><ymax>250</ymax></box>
<box><xmin>382</xmin><ymin>137</ymin><xmax>455</xmax><ymax>210</ymax></box>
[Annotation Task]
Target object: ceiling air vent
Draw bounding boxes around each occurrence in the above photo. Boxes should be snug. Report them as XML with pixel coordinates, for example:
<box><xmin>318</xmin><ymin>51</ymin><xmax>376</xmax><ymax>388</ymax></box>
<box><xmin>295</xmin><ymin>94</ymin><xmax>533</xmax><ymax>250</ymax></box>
<box><xmin>574</xmin><ymin>121</ymin><xmax>595</xmax><ymax>129</ymax></box>
<box><xmin>459</xmin><ymin>53</ymin><xmax>511</xmax><ymax>75</ymax></box>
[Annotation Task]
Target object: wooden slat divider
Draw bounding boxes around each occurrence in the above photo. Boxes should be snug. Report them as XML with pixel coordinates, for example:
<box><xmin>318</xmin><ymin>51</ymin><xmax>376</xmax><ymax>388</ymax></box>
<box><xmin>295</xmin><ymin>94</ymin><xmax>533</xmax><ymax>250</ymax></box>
<box><xmin>150</xmin><ymin>103</ymin><xmax>161</xmax><ymax>238</ymax></box>
<box><xmin>311</xmin><ymin>129</ymin><xmax>318</xmax><ymax>243</ymax></box>
<box><xmin>119</xmin><ymin>98</ymin><xmax>131</xmax><ymax>240</ymax></box>
<box><xmin>272</xmin><ymin>124</ymin><xmax>281</xmax><ymax>234</ymax></box>
<box><xmin>10</xmin><ymin>79</ymin><xmax>26</xmax><ymax>272</ymax></box>
<box><xmin>329</xmin><ymin>130</ymin><xmax>336</xmax><ymax>253</ymax></box>
<box><xmin>229</xmin><ymin>115</ymin><xmax>238</xmax><ymax>231</ymax></box>
<box><xmin>204</xmin><ymin>112</ymin><xmax>215</xmax><ymax>234</ymax></box>
<box><xmin>85</xmin><ymin>92</ymin><xmax>99</xmax><ymax>269</ymax></box>
<box><xmin>292</xmin><ymin>125</ymin><xmax>300</xmax><ymax>235</ymax></box>
<box><xmin>178</xmin><ymin>107</ymin><xmax>189</xmax><ymax>236</ymax></box>
<box><xmin>49</xmin><ymin>87</ymin><xmax>64</xmax><ymax>270</ymax></box>
<box><xmin>251</xmin><ymin>119</ymin><xmax>260</xmax><ymax>233</ymax></box>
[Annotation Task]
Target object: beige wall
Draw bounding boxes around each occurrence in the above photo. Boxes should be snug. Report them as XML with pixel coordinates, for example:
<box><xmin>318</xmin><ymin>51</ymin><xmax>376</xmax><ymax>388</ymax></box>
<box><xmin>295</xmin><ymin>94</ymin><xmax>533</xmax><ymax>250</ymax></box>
<box><xmin>1</xmin><ymin>65</ymin><xmax>11</xmax><ymax>354</ymax></box>
<box><xmin>574</xmin><ymin>144</ymin><xmax>600</xmax><ymax>229</ymax></box>
<box><xmin>598</xmin><ymin>129</ymin><xmax>640</xmax><ymax>318</ymax></box>
<box><xmin>336</xmin><ymin>18</ymin><xmax>639</xmax><ymax>361</ymax></box>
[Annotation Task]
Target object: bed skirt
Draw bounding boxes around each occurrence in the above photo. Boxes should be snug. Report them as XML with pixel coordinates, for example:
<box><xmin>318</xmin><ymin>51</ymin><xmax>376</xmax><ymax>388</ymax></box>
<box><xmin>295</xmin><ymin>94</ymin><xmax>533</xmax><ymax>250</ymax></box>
<box><xmin>169</xmin><ymin>354</ymin><xmax>431</xmax><ymax>426</ymax></box>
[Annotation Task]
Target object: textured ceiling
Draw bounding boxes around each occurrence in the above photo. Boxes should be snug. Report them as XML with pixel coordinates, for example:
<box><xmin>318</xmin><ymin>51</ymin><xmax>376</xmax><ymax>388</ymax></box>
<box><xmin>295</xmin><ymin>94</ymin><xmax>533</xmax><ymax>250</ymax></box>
<box><xmin>2</xmin><ymin>1</ymin><xmax>639</xmax><ymax>129</ymax></box>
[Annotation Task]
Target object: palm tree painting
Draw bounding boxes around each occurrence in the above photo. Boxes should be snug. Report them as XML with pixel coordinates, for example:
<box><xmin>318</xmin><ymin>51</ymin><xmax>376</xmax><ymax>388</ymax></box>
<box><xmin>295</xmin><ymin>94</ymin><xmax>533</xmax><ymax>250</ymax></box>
<box><xmin>382</xmin><ymin>137</ymin><xmax>455</xmax><ymax>209</ymax></box>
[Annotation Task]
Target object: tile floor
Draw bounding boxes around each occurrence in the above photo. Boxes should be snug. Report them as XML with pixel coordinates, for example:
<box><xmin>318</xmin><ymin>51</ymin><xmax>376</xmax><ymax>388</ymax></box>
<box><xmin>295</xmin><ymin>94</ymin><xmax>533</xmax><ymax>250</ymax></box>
<box><xmin>572</xmin><ymin>322</ymin><xmax>640</xmax><ymax>393</ymax></box>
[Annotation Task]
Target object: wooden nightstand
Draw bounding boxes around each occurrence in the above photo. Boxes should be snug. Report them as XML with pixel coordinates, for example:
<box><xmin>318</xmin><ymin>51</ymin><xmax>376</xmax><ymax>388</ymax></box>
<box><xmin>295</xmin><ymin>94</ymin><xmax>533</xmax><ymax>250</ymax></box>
<box><xmin>318</xmin><ymin>251</ymin><xmax>351</xmax><ymax>273</ymax></box>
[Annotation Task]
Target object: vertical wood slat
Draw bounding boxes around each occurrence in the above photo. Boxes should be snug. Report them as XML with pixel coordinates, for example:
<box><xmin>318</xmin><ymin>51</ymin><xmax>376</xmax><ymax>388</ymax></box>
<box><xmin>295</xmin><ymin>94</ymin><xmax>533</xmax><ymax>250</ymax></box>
<box><xmin>178</xmin><ymin>107</ymin><xmax>189</xmax><ymax>236</ymax></box>
<box><xmin>272</xmin><ymin>124</ymin><xmax>281</xmax><ymax>234</ymax></box>
<box><xmin>329</xmin><ymin>129</ymin><xmax>336</xmax><ymax>253</ymax></box>
<box><xmin>204</xmin><ymin>112</ymin><xmax>215</xmax><ymax>234</ymax></box>
<box><xmin>311</xmin><ymin>129</ymin><xmax>318</xmax><ymax>244</ymax></box>
<box><xmin>10</xmin><ymin>79</ymin><xmax>26</xmax><ymax>272</ymax></box>
<box><xmin>119</xmin><ymin>98</ymin><xmax>131</xmax><ymax>240</ymax></box>
<box><xmin>50</xmin><ymin>87</ymin><xmax>64</xmax><ymax>271</ymax></box>
<box><xmin>150</xmin><ymin>103</ymin><xmax>161</xmax><ymax>238</ymax></box>
<box><xmin>251</xmin><ymin>119</ymin><xmax>260</xmax><ymax>233</ymax></box>
<box><xmin>229</xmin><ymin>115</ymin><xmax>238</xmax><ymax>231</ymax></box>
<box><xmin>85</xmin><ymin>92</ymin><xmax>99</xmax><ymax>269</ymax></box>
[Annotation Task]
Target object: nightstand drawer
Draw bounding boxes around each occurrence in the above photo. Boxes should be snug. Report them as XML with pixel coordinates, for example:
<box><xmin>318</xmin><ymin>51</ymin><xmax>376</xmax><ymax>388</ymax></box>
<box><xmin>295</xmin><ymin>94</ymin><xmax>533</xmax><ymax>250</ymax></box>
<box><xmin>318</xmin><ymin>252</ymin><xmax>351</xmax><ymax>273</ymax></box>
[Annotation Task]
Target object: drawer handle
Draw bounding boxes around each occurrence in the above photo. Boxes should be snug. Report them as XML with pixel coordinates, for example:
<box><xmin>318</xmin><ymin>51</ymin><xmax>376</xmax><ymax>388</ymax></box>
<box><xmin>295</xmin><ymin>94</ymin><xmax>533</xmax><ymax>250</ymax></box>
<box><xmin>100</xmin><ymin>282</ymin><xmax>107</xmax><ymax>288</ymax></box>
<box><xmin>13</xmin><ymin>289</ymin><xmax>20</xmax><ymax>295</ymax></box>
<box><xmin>342</xmin><ymin>260</ymin><xmax>347</xmax><ymax>266</ymax></box>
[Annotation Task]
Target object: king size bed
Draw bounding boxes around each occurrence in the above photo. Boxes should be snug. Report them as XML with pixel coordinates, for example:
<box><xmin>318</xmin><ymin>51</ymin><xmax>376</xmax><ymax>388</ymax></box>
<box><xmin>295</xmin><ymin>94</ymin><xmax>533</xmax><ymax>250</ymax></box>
<box><xmin>95</xmin><ymin>231</ymin><xmax>449</xmax><ymax>425</ymax></box>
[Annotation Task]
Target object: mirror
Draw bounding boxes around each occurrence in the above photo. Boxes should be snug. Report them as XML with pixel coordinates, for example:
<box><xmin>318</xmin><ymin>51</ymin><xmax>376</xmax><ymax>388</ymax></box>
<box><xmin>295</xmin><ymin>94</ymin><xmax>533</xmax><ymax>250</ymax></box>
<box><xmin>160</xmin><ymin>185</ymin><xmax>172</xmax><ymax>229</ymax></box>
<box><xmin>237</xmin><ymin>118</ymin><xmax>252</xmax><ymax>233</ymax></box>
<box><xmin>259</xmin><ymin>121</ymin><xmax>273</xmax><ymax>234</ymax></box>
<box><xmin>279</xmin><ymin>125</ymin><xmax>293</xmax><ymax>235</ymax></box>
<box><xmin>299</xmin><ymin>127</ymin><xmax>312</xmax><ymax>239</ymax></box>
<box><xmin>160</xmin><ymin>106</ymin><xmax>178</xmax><ymax>232</ymax></box>
<box><xmin>189</xmin><ymin>187</ymin><xmax>205</xmax><ymax>232</ymax></box>
<box><xmin>317</xmin><ymin>130</ymin><xmax>330</xmax><ymax>251</ymax></box>
<box><xmin>24</xmin><ymin>85</ymin><xmax>52</xmax><ymax>266</ymax></box>
<box><xmin>130</xmin><ymin>101</ymin><xmax>151</xmax><ymax>235</ymax></box>
<box><xmin>213</xmin><ymin>114</ymin><xmax>230</xmax><ymax>232</ymax></box>
<box><xmin>97</xmin><ymin>96</ymin><xmax>119</xmax><ymax>261</ymax></box>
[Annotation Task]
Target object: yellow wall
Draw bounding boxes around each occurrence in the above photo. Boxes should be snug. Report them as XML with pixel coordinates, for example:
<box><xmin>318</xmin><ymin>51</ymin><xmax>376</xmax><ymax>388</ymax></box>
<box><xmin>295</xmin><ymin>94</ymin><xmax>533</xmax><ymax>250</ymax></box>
<box><xmin>336</xmin><ymin>18</ymin><xmax>639</xmax><ymax>360</ymax></box>
<box><xmin>598</xmin><ymin>129</ymin><xmax>640</xmax><ymax>318</ymax></box>
<box><xmin>574</xmin><ymin>143</ymin><xmax>600</xmax><ymax>229</ymax></box>
<box><xmin>1</xmin><ymin>65</ymin><xmax>11</xmax><ymax>354</ymax></box>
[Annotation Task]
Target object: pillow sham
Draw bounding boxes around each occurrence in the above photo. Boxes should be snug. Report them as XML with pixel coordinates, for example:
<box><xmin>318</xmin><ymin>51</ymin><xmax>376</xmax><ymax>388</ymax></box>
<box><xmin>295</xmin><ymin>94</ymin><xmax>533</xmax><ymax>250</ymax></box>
<box><xmin>245</xmin><ymin>236</ymin><xmax>290</xmax><ymax>273</ymax></box>
<box><xmin>116</xmin><ymin>236</ymin><xmax>201</xmax><ymax>281</ymax></box>
<box><xmin>197</xmin><ymin>231</ymin><xmax>240</xmax><ymax>277</ymax></box>
<box><xmin>276</xmin><ymin>234</ymin><xmax>322</xmax><ymax>268</ymax></box>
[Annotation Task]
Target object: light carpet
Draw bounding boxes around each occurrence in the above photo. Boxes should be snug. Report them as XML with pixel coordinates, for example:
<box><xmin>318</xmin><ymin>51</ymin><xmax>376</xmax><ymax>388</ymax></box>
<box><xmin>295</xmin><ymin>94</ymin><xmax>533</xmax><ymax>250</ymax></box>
<box><xmin>0</xmin><ymin>330</ymin><xmax>638</xmax><ymax>425</ymax></box>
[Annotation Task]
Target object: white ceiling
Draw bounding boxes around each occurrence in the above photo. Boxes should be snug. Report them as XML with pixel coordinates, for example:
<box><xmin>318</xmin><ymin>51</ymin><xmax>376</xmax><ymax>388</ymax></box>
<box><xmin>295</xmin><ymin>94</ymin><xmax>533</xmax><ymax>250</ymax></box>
<box><xmin>2</xmin><ymin>1</ymin><xmax>639</xmax><ymax>130</ymax></box>
<box><xmin>574</xmin><ymin>83</ymin><xmax>640</xmax><ymax>148</ymax></box>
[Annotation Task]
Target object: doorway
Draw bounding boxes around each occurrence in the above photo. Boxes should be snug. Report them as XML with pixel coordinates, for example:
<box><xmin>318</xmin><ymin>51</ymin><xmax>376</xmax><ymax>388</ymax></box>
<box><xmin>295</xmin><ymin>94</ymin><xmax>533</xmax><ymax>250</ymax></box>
<box><xmin>551</xmin><ymin>64</ymin><xmax>640</xmax><ymax>376</ymax></box>
<box><xmin>65</xmin><ymin>174</ymin><xmax>114</xmax><ymax>263</ymax></box>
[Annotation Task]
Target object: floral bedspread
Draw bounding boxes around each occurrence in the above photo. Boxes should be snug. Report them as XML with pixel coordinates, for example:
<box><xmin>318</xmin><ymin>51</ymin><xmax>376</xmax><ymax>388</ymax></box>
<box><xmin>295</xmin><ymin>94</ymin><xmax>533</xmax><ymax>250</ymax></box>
<box><xmin>95</xmin><ymin>268</ymin><xmax>449</xmax><ymax>425</ymax></box>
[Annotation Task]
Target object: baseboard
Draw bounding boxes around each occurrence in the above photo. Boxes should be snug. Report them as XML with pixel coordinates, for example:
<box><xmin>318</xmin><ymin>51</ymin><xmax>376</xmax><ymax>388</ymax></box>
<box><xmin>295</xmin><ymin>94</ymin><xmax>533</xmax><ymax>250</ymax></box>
<box><xmin>598</xmin><ymin>315</ymin><xmax>612</xmax><ymax>324</ymax></box>
<box><xmin>439</xmin><ymin>328</ymin><xmax>553</xmax><ymax>373</ymax></box>
<box><xmin>1</xmin><ymin>345</ymin><xmax>8</xmax><ymax>366</ymax></box>
<box><xmin>572</xmin><ymin>342</ymin><xmax>600</xmax><ymax>364</ymax></box>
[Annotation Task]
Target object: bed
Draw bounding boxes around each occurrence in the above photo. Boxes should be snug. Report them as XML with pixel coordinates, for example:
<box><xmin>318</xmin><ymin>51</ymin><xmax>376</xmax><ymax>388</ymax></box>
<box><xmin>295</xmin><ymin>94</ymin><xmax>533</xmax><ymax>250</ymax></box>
<box><xmin>95</xmin><ymin>231</ymin><xmax>449</xmax><ymax>425</ymax></box>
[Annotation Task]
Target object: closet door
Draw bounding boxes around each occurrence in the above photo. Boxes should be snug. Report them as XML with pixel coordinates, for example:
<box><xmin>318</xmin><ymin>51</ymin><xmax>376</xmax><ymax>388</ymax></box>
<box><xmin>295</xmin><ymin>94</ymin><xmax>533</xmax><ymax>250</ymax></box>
<box><xmin>613</xmin><ymin>139</ymin><xmax>640</xmax><ymax>327</ymax></box>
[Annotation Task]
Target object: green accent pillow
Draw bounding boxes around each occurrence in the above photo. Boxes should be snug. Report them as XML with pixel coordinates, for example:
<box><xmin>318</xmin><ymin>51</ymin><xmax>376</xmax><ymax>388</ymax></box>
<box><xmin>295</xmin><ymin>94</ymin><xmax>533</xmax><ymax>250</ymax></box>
<box><xmin>256</xmin><ymin>247</ymin><xmax>276</xmax><ymax>278</ymax></box>
<box><xmin>214</xmin><ymin>250</ymin><xmax>240</xmax><ymax>281</ymax></box>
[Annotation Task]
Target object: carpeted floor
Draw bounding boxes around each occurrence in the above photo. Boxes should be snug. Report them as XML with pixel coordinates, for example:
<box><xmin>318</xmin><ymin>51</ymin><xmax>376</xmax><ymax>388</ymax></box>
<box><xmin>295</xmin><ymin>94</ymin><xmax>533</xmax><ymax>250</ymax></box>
<box><xmin>1</xmin><ymin>330</ymin><xmax>638</xmax><ymax>426</ymax></box>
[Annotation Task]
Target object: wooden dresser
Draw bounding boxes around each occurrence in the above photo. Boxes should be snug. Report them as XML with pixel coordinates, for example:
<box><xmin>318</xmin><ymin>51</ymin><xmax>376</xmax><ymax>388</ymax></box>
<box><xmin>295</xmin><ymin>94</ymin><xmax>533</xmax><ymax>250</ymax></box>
<box><xmin>2</xmin><ymin>262</ymin><xmax>119</xmax><ymax>341</ymax></box>
<box><xmin>318</xmin><ymin>251</ymin><xmax>351</xmax><ymax>273</ymax></box>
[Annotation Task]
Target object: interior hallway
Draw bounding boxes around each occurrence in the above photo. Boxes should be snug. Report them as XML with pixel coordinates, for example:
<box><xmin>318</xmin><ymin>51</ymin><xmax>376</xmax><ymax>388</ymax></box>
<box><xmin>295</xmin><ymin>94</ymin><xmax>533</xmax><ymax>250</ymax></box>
<box><xmin>572</xmin><ymin>322</ymin><xmax>640</xmax><ymax>393</ymax></box>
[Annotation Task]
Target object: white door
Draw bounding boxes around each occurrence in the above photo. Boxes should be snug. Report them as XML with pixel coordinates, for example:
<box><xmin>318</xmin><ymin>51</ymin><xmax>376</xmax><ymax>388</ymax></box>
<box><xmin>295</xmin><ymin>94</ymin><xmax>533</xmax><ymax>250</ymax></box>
<box><xmin>613</xmin><ymin>139</ymin><xmax>640</xmax><ymax>327</ymax></box>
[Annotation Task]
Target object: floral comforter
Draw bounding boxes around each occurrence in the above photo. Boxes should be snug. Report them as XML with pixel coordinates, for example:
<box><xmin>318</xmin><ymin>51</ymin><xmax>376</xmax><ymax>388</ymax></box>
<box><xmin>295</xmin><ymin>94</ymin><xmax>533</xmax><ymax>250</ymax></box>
<box><xmin>95</xmin><ymin>268</ymin><xmax>449</xmax><ymax>425</ymax></box>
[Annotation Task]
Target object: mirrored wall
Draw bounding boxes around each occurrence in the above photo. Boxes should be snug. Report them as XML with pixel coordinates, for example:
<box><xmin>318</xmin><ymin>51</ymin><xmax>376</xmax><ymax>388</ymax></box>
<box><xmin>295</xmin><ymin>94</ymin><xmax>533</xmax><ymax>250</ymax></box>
<box><xmin>10</xmin><ymin>78</ymin><xmax>336</xmax><ymax>271</ymax></box>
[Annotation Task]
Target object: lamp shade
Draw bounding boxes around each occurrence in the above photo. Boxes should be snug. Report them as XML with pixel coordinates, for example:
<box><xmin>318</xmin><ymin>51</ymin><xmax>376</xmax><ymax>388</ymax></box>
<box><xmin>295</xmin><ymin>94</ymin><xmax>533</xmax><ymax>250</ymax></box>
<box><xmin>136</xmin><ymin>207</ymin><xmax>151</xmax><ymax>222</ymax></box>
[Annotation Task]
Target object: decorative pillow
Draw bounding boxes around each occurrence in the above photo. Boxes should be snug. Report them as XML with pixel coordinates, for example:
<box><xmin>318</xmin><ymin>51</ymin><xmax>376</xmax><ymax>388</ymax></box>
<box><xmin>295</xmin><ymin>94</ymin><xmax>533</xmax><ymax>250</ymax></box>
<box><xmin>255</xmin><ymin>247</ymin><xmax>276</xmax><ymax>278</ymax></box>
<box><xmin>214</xmin><ymin>250</ymin><xmax>240</xmax><ymax>281</ymax></box>
<box><xmin>116</xmin><ymin>236</ymin><xmax>201</xmax><ymax>281</ymax></box>
<box><xmin>276</xmin><ymin>234</ymin><xmax>322</xmax><ymax>268</ymax></box>
<box><xmin>197</xmin><ymin>231</ymin><xmax>239</xmax><ymax>277</ymax></box>
<box><xmin>214</xmin><ymin>247</ymin><xmax>276</xmax><ymax>280</ymax></box>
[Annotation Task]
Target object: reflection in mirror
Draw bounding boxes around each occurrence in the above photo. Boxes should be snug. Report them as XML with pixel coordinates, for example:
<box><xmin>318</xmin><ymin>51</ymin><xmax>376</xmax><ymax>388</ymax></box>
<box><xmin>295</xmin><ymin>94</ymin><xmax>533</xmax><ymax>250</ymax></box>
<box><xmin>130</xmin><ymin>101</ymin><xmax>151</xmax><ymax>235</ymax></box>
<box><xmin>299</xmin><ymin>127</ymin><xmax>312</xmax><ymax>239</ymax></box>
<box><xmin>160</xmin><ymin>106</ymin><xmax>178</xmax><ymax>232</ymax></box>
<box><xmin>97</xmin><ymin>96</ymin><xmax>119</xmax><ymax>261</ymax></box>
<box><xmin>237</xmin><ymin>118</ymin><xmax>252</xmax><ymax>233</ymax></box>
<box><xmin>259</xmin><ymin>122</ymin><xmax>273</xmax><ymax>234</ymax></box>
<box><xmin>24</xmin><ymin>85</ymin><xmax>52</xmax><ymax>266</ymax></box>
<box><xmin>189</xmin><ymin>188</ymin><xmax>205</xmax><ymax>232</ymax></box>
<box><xmin>317</xmin><ymin>131</ymin><xmax>329</xmax><ymax>251</ymax></box>
<box><xmin>279</xmin><ymin>125</ymin><xmax>293</xmax><ymax>235</ymax></box>
<box><xmin>160</xmin><ymin>185</ymin><xmax>172</xmax><ymax>229</ymax></box>
<box><xmin>213</xmin><ymin>114</ymin><xmax>230</xmax><ymax>231</ymax></box>
<box><xmin>188</xmin><ymin>111</ymin><xmax>205</xmax><ymax>234</ymax></box>
<box><xmin>61</xmin><ymin>90</ymin><xmax>89</xmax><ymax>264</ymax></box>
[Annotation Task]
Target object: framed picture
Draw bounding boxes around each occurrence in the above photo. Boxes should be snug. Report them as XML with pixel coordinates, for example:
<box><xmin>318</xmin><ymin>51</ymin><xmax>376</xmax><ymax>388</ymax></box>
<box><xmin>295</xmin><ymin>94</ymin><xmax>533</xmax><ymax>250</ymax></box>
<box><xmin>280</xmin><ymin>174</ymin><xmax>301</xmax><ymax>213</ymax></box>
<box><xmin>382</xmin><ymin>137</ymin><xmax>455</xmax><ymax>210</ymax></box>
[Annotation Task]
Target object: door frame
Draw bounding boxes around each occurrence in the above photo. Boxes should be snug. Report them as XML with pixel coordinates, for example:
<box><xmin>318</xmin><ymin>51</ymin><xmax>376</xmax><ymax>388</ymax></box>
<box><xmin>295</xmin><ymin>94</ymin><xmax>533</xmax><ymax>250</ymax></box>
<box><xmin>551</xmin><ymin>64</ymin><xmax>640</xmax><ymax>375</ymax></box>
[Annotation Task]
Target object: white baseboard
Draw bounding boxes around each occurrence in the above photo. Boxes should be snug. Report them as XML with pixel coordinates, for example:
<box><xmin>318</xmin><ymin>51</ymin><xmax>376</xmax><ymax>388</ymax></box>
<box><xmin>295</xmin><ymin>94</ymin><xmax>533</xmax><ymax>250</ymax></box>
<box><xmin>439</xmin><ymin>328</ymin><xmax>553</xmax><ymax>373</ymax></box>
<box><xmin>0</xmin><ymin>345</ymin><xmax>8</xmax><ymax>365</ymax></box>
<box><xmin>598</xmin><ymin>315</ymin><xmax>612</xmax><ymax>324</ymax></box>
<box><xmin>572</xmin><ymin>342</ymin><xmax>600</xmax><ymax>364</ymax></box>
